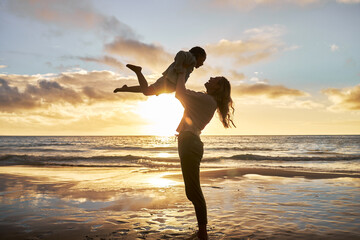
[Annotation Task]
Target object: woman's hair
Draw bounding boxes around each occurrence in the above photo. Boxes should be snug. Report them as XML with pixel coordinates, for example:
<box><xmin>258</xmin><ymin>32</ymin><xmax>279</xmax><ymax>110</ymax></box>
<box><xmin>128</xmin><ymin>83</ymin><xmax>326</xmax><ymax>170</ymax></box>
<box><xmin>189</xmin><ymin>46</ymin><xmax>206</xmax><ymax>60</ymax></box>
<box><xmin>210</xmin><ymin>77</ymin><xmax>236</xmax><ymax>128</ymax></box>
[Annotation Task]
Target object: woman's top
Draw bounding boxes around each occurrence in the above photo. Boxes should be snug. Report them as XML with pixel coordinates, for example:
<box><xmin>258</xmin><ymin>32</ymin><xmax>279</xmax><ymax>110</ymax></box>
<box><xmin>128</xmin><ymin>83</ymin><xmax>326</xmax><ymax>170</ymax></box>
<box><xmin>176</xmin><ymin>89</ymin><xmax>217</xmax><ymax>135</ymax></box>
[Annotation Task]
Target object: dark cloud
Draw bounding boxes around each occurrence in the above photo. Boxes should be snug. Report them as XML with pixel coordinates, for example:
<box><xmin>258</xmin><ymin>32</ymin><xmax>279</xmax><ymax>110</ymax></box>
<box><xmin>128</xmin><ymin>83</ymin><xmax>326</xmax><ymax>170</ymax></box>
<box><xmin>5</xmin><ymin>0</ymin><xmax>136</xmax><ymax>38</ymax></box>
<box><xmin>27</xmin><ymin>80</ymin><xmax>83</xmax><ymax>105</ymax></box>
<box><xmin>0</xmin><ymin>70</ymin><xmax>147</xmax><ymax>112</ymax></box>
<box><xmin>105</xmin><ymin>37</ymin><xmax>172</xmax><ymax>72</ymax></box>
<box><xmin>0</xmin><ymin>78</ymin><xmax>39</xmax><ymax>111</ymax></box>
<box><xmin>0</xmin><ymin>78</ymin><xmax>83</xmax><ymax>112</ymax></box>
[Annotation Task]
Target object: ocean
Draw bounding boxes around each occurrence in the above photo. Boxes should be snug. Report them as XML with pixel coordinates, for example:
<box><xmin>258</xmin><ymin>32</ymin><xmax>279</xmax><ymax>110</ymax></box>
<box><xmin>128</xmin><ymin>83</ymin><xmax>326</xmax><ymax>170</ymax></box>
<box><xmin>1</xmin><ymin>135</ymin><xmax>360</xmax><ymax>239</ymax></box>
<box><xmin>1</xmin><ymin>135</ymin><xmax>360</xmax><ymax>173</ymax></box>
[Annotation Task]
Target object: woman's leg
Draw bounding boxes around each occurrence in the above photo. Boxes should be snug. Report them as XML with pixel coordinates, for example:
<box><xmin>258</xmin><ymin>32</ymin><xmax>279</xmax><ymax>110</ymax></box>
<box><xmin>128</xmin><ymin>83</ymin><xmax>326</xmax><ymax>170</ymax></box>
<box><xmin>178</xmin><ymin>132</ymin><xmax>208</xmax><ymax>239</ymax></box>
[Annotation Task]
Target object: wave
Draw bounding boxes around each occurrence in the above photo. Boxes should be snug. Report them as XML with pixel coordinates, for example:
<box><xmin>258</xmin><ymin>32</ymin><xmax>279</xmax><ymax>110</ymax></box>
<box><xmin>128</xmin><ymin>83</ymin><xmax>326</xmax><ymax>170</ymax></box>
<box><xmin>1</xmin><ymin>153</ymin><xmax>359</xmax><ymax>167</ymax></box>
<box><xmin>12</xmin><ymin>148</ymin><xmax>86</xmax><ymax>153</ymax></box>
<box><xmin>91</xmin><ymin>146</ymin><xmax>178</xmax><ymax>151</ymax></box>
<box><xmin>0</xmin><ymin>154</ymin><xmax>179</xmax><ymax>167</ymax></box>
<box><xmin>206</xmin><ymin>147</ymin><xmax>275</xmax><ymax>151</ymax></box>
<box><xmin>228</xmin><ymin>154</ymin><xmax>360</xmax><ymax>161</ymax></box>
<box><xmin>93</xmin><ymin>146</ymin><xmax>274</xmax><ymax>151</ymax></box>
<box><xmin>0</xmin><ymin>143</ymin><xmax>73</xmax><ymax>148</ymax></box>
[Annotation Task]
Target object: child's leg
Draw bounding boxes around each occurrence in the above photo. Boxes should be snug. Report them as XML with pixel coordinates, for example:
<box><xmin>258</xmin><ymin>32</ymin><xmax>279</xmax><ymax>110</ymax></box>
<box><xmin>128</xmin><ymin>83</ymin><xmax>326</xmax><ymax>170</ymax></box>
<box><xmin>126</xmin><ymin>64</ymin><xmax>156</xmax><ymax>96</ymax></box>
<box><xmin>114</xmin><ymin>85</ymin><xmax>141</xmax><ymax>93</ymax></box>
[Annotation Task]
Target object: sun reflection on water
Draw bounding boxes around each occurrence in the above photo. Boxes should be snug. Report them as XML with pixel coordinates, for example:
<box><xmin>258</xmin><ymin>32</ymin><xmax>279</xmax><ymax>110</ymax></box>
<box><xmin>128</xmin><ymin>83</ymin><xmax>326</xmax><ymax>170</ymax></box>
<box><xmin>156</xmin><ymin>152</ymin><xmax>171</xmax><ymax>158</ymax></box>
<box><xmin>147</xmin><ymin>174</ymin><xmax>179</xmax><ymax>188</ymax></box>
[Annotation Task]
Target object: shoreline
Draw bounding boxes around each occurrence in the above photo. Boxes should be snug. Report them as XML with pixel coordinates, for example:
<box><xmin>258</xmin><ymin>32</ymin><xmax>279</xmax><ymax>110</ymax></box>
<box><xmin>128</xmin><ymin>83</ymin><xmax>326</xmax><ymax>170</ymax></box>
<box><xmin>164</xmin><ymin>167</ymin><xmax>360</xmax><ymax>182</ymax></box>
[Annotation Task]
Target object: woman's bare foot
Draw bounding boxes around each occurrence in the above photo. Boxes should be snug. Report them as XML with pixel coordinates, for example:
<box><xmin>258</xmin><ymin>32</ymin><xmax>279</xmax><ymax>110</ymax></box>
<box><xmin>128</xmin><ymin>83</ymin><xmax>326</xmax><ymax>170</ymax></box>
<box><xmin>126</xmin><ymin>64</ymin><xmax>142</xmax><ymax>73</ymax></box>
<box><xmin>113</xmin><ymin>84</ymin><xmax>128</xmax><ymax>93</ymax></box>
<box><xmin>197</xmin><ymin>224</ymin><xmax>208</xmax><ymax>240</ymax></box>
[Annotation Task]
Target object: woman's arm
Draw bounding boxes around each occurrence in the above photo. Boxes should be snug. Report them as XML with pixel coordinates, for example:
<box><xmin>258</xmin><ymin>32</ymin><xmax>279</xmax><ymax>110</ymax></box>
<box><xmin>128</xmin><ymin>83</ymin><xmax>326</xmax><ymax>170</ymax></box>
<box><xmin>175</xmin><ymin>72</ymin><xmax>187</xmax><ymax>99</ymax></box>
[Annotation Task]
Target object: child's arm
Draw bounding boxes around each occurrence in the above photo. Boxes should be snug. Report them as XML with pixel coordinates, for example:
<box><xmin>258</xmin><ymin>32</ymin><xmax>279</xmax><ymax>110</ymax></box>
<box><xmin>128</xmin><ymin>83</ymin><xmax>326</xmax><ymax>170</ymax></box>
<box><xmin>173</xmin><ymin>51</ymin><xmax>188</xmax><ymax>74</ymax></box>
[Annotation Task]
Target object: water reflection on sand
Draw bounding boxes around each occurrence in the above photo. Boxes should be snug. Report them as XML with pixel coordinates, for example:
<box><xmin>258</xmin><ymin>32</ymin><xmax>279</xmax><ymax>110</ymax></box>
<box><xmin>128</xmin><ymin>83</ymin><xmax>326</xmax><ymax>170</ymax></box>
<box><xmin>0</xmin><ymin>166</ymin><xmax>360</xmax><ymax>240</ymax></box>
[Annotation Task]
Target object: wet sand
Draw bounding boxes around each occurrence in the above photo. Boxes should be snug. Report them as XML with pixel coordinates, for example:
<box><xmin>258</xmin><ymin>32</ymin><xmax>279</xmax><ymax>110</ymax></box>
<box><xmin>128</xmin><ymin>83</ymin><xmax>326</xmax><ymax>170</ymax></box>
<box><xmin>0</xmin><ymin>166</ymin><xmax>360</xmax><ymax>239</ymax></box>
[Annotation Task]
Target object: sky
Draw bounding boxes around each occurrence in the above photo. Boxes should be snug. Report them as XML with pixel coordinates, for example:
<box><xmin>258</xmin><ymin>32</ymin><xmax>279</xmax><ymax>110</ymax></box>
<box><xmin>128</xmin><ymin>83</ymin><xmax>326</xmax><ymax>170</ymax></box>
<box><xmin>0</xmin><ymin>0</ymin><xmax>359</xmax><ymax>136</ymax></box>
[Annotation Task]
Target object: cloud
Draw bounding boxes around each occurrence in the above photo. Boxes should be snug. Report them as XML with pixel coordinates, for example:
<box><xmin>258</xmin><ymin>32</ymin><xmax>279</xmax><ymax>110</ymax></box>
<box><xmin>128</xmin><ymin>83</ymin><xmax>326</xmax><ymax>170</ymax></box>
<box><xmin>330</xmin><ymin>44</ymin><xmax>339</xmax><ymax>52</ymax></box>
<box><xmin>291</xmin><ymin>100</ymin><xmax>324</xmax><ymax>109</ymax></box>
<box><xmin>29</xmin><ymin>80</ymin><xmax>83</xmax><ymax>104</ymax></box>
<box><xmin>105</xmin><ymin>37</ymin><xmax>172</xmax><ymax>72</ymax></box>
<box><xmin>211</xmin><ymin>0</ymin><xmax>359</xmax><ymax>10</ymax></box>
<box><xmin>206</xmin><ymin>25</ymin><xmax>288</xmax><ymax>66</ymax></box>
<box><xmin>322</xmin><ymin>84</ymin><xmax>360</xmax><ymax>110</ymax></box>
<box><xmin>0</xmin><ymin>106</ymin><xmax>149</xmax><ymax>135</ymax></box>
<box><xmin>210</xmin><ymin>0</ymin><xmax>319</xmax><ymax>10</ymax></box>
<box><xmin>233</xmin><ymin>82</ymin><xmax>307</xmax><ymax>99</ymax></box>
<box><xmin>53</xmin><ymin>69</ymin><xmax>145</xmax><ymax>97</ymax></box>
<box><xmin>5</xmin><ymin>0</ymin><xmax>136</xmax><ymax>38</ymax></box>
<box><xmin>78</xmin><ymin>56</ymin><xmax>125</xmax><ymax>70</ymax></box>
<box><xmin>0</xmin><ymin>65</ymin><xmax>7</xmax><ymax>69</ymax></box>
<box><xmin>0</xmin><ymin>70</ymin><xmax>147</xmax><ymax>113</ymax></box>
<box><xmin>0</xmin><ymin>78</ymin><xmax>83</xmax><ymax>112</ymax></box>
<box><xmin>336</xmin><ymin>0</ymin><xmax>360</xmax><ymax>3</ymax></box>
<box><xmin>0</xmin><ymin>78</ymin><xmax>39</xmax><ymax>111</ymax></box>
<box><xmin>230</xmin><ymin>71</ymin><xmax>246</xmax><ymax>81</ymax></box>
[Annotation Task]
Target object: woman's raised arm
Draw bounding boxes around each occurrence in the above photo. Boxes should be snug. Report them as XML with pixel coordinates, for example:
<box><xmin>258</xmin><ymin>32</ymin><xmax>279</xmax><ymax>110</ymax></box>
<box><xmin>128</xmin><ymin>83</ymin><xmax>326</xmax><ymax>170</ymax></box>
<box><xmin>175</xmin><ymin>72</ymin><xmax>187</xmax><ymax>99</ymax></box>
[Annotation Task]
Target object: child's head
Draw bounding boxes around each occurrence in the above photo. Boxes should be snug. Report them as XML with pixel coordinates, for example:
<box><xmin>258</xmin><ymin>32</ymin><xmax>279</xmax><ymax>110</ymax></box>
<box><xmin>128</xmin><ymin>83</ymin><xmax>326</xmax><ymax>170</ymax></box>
<box><xmin>190</xmin><ymin>46</ymin><xmax>206</xmax><ymax>68</ymax></box>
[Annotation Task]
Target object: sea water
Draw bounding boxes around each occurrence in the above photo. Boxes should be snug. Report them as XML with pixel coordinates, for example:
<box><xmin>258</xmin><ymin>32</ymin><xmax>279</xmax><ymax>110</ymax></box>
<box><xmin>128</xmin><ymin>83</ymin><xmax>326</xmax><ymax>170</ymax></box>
<box><xmin>0</xmin><ymin>135</ymin><xmax>359</xmax><ymax>173</ymax></box>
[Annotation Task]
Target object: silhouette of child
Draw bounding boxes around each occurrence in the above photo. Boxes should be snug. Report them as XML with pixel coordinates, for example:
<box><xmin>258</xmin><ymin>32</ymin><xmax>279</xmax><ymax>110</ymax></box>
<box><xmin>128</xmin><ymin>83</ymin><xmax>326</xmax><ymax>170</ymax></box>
<box><xmin>114</xmin><ymin>46</ymin><xmax>206</xmax><ymax>96</ymax></box>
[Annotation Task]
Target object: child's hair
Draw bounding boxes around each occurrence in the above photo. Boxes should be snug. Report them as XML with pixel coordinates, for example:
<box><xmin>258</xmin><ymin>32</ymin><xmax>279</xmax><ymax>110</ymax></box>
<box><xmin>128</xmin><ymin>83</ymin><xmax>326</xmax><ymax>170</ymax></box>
<box><xmin>189</xmin><ymin>46</ymin><xmax>206</xmax><ymax>60</ymax></box>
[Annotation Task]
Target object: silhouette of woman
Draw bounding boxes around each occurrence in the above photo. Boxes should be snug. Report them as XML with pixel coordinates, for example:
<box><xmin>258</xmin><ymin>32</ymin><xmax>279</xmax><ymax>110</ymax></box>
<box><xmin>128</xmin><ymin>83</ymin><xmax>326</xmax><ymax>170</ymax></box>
<box><xmin>175</xmin><ymin>72</ymin><xmax>235</xmax><ymax>240</ymax></box>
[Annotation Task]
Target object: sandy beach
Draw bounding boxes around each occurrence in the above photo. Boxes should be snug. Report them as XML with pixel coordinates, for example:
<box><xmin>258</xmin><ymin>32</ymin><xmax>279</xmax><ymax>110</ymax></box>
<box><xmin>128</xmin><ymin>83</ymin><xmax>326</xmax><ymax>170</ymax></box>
<box><xmin>0</xmin><ymin>165</ymin><xmax>359</xmax><ymax>240</ymax></box>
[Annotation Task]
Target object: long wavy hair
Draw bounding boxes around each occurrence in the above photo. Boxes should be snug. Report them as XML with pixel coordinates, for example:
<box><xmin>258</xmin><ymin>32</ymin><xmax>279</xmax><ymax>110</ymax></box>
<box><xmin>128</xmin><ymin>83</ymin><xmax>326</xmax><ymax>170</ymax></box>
<box><xmin>209</xmin><ymin>77</ymin><xmax>236</xmax><ymax>128</ymax></box>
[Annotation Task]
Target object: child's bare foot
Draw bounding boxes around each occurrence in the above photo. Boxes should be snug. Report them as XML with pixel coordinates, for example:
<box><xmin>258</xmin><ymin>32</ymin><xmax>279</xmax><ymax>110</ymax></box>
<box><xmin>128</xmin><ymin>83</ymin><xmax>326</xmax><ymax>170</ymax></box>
<box><xmin>113</xmin><ymin>85</ymin><xmax>128</xmax><ymax>93</ymax></box>
<box><xmin>126</xmin><ymin>64</ymin><xmax>142</xmax><ymax>73</ymax></box>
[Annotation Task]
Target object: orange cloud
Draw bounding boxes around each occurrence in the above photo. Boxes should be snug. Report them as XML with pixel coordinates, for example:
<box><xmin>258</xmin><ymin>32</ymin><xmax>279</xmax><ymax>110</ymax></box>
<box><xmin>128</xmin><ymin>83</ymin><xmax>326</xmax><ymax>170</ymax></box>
<box><xmin>322</xmin><ymin>84</ymin><xmax>360</xmax><ymax>110</ymax></box>
<box><xmin>0</xmin><ymin>107</ymin><xmax>149</xmax><ymax>135</ymax></box>
<box><xmin>233</xmin><ymin>82</ymin><xmax>307</xmax><ymax>99</ymax></box>
<box><xmin>206</xmin><ymin>26</ymin><xmax>288</xmax><ymax>66</ymax></box>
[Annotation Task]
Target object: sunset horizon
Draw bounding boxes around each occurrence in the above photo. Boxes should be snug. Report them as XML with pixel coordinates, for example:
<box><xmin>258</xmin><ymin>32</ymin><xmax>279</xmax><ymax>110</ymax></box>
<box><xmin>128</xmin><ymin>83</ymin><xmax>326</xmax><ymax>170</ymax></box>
<box><xmin>1</xmin><ymin>0</ymin><xmax>360</xmax><ymax>136</ymax></box>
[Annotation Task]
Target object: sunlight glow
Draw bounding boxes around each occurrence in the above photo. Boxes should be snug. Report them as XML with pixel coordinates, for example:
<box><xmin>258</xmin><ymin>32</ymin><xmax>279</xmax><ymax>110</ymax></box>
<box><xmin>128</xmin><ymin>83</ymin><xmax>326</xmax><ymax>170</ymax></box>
<box><xmin>137</xmin><ymin>94</ymin><xmax>184</xmax><ymax>136</ymax></box>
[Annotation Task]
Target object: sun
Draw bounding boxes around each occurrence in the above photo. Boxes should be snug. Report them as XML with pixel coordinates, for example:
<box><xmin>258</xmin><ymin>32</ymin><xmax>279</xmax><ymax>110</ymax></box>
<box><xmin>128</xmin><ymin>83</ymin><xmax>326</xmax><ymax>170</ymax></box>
<box><xmin>137</xmin><ymin>94</ymin><xmax>184</xmax><ymax>136</ymax></box>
